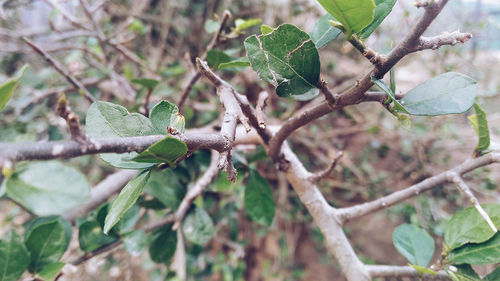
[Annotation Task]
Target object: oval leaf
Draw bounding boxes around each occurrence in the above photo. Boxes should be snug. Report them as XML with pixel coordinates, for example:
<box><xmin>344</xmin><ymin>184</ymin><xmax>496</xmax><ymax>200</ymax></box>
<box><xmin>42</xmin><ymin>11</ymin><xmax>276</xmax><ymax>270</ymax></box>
<box><xmin>150</xmin><ymin>101</ymin><xmax>185</xmax><ymax>134</ymax></box>
<box><xmin>104</xmin><ymin>170</ymin><xmax>151</xmax><ymax>234</ymax></box>
<box><xmin>24</xmin><ymin>216</ymin><xmax>72</xmax><ymax>251</ymax></box>
<box><xmin>311</xmin><ymin>14</ymin><xmax>341</xmax><ymax>48</ymax></box>
<box><xmin>78</xmin><ymin>219</ymin><xmax>117</xmax><ymax>252</ymax></box>
<box><xmin>36</xmin><ymin>262</ymin><xmax>65</xmax><ymax>281</ymax></box>
<box><xmin>0</xmin><ymin>231</ymin><xmax>30</xmax><ymax>281</ymax></box>
<box><xmin>445</xmin><ymin>204</ymin><xmax>500</xmax><ymax>250</ymax></box>
<box><xmin>24</xmin><ymin>220</ymin><xmax>66</xmax><ymax>273</ymax></box>
<box><xmin>149</xmin><ymin>225</ymin><xmax>177</xmax><ymax>264</ymax></box>
<box><xmin>244</xmin><ymin>170</ymin><xmax>275</xmax><ymax>226</ymax></box>
<box><xmin>447</xmin><ymin>232</ymin><xmax>500</xmax><ymax>265</ymax></box>
<box><xmin>316</xmin><ymin>0</ymin><xmax>376</xmax><ymax>36</ymax></box>
<box><xmin>245</xmin><ymin>24</ymin><xmax>320</xmax><ymax>100</ymax></box>
<box><xmin>6</xmin><ymin>161</ymin><xmax>90</xmax><ymax>216</ymax></box>
<box><xmin>0</xmin><ymin>65</ymin><xmax>28</xmax><ymax>112</ymax></box>
<box><xmin>182</xmin><ymin>206</ymin><xmax>215</xmax><ymax>245</ymax></box>
<box><xmin>218</xmin><ymin>57</ymin><xmax>251</xmax><ymax>70</ymax></box>
<box><xmin>144</xmin><ymin>169</ymin><xmax>185</xmax><ymax>209</ymax></box>
<box><xmin>392</xmin><ymin>224</ymin><xmax>435</xmax><ymax>267</ymax></box>
<box><xmin>123</xmin><ymin>230</ymin><xmax>148</xmax><ymax>257</ymax></box>
<box><xmin>131</xmin><ymin>137</ymin><xmax>188</xmax><ymax>167</ymax></box>
<box><xmin>358</xmin><ymin>0</ymin><xmax>397</xmax><ymax>39</ymax></box>
<box><xmin>400</xmin><ymin>72</ymin><xmax>477</xmax><ymax>116</ymax></box>
<box><xmin>206</xmin><ymin>50</ymin><xmax>233</xmax><ymax>70</ymax></box>
<box><xmin>86</xmin><ymin>101</ymin><xmax>156</xmax><ymax>169</ymax></box>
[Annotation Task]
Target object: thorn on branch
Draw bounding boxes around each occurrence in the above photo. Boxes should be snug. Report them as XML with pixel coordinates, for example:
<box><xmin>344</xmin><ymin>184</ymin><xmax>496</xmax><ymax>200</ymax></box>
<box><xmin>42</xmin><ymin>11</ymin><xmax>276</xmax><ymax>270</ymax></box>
<box><xmin>56</xmin><ymin>94</ymin><xmax>92</xmax><ymax>146</ymax></box>
<box><xmin>448</xmin><ymin>172</ymin><xmax>498</xmax><ymax>233</ymax></box>
<box><xmin>22</xmin><ymin>37</ymin><xmax>96</xmax><ymax>103</ymax></box>
<box><xmin>256</xmin><ymin>91</ymin><xmax>269</xmax><ymax>129</ymax></box>
<box><xmin>317</xmin><ymin>80</ymin><xmax>338</xmax><ymax>106</ymax></box>
<box><xmin>413</xmin><ymin>31</ymin><xmax>473</xmax><ymax>52</ymax></box>
<box><xmin>309</xmin><ymin>151</ymin><xmax>343</xmax><ymax>182</ymax></box>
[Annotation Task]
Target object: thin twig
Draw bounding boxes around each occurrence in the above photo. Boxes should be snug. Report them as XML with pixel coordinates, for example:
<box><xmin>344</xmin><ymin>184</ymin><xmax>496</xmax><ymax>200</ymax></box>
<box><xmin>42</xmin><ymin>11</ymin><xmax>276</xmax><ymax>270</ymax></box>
<box><xmin>172</xmin><ymin>150</ymin><xmax>219</xmax><ymax>230</ymax></box>
<box><xmin>256</xmin><ymin>91</ymin><xmax>269</xmax><ymax>129</ymax></box>
<box><xmin>22</xmin><ymin>37</ymin><xmax>96</xmax><ymax>103</ymax></box>
<box><xmin>309</xmin><ymin>151</ymin><xmax>343</xmax><ymax>182</ymax></box>
<box><xmin>448</xmin><ymin>172</ymin><xmax>498</xmax><ymax>232</ymax></box>
<box><xmin>56</xmin><ymin>94</ymin><xmax>89</xmax><ymax>143</ymax></box>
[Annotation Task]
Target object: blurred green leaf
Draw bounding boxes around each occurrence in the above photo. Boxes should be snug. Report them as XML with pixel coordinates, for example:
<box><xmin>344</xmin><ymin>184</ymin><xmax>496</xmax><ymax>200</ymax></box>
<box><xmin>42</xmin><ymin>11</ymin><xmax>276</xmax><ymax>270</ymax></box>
<box><xmin>36</xmin><ymin>262</ymin><xmax>65</xmax><ymax>281</ymax></box>
<box><xmin>316</xmin><ymin>0</ymin><xmax>375</xmax><ymax>36</ymax></box>
<box><xmin>123</xmin><ymin>230</ymin><xmax>148</xmax><ymax>256</ymax></box>
<box><xmin>245</xmin><ymin>24</ymin><xmax>320</xmax><ymax>100</ymax></box>
<box><xmin>218</xmin><ymin>57</ymin><xmax>251</xmax><ymax>70</ymax></box>
<box><xmin>444</xmin><ymin>204</ymin><xmax>500</xmax><ymax>250</ymax></box>
<box><xmin>24</xmin><ymin>220</ymin><xmax>66</xmax><ymax>273</ymax></box>
<box><xmin>149</xmin><ymin>225</ymin><xmax>177</xmax><ymax>264</ymax></box>
<box><xmin>392</xmin><ymin>224</ymin><xmax>434</xmax><ymax>267</ymax></box>
<box><xmin>444</xmin><ymin>265</ymin><xmax>481</xmax><ymax>281</ymax></box>
<box><xmin>182</xmin><ymin>206</ymin><xmax>215</xmax><ymax>245</ymax></box>
<box><xmin>310</xmin><ymin>14</ymin><xmax>341</xmax><ymax>48</ymax></box>
<box><xmin>206</xmin><ymin>50</ymin><xmax>233</xmax><ymax>70</ymax></box>
<box><xmin>131</xmin><ymin>78</ymin><xmax>160</xmax><ymax>89</ymax></box>
<box><xmin>150</xmin><ymin>100</ymin><xmax>185</xmax><ymax>134</ymax></box>
<box><xmin>104</xmin><ymin>170</ymin><xmax>151</xmax><ymax>234</ymax></box>
<box><xmin>24</xmin><ymin>216</ymin><xmax>72</xmax><ymax>251</ymax></box>
<box><xmin>484</xmin><ymin>267</ymin><xmax>500</xmax><ymax>281</ymax></box>
<box><xmin>358</xmin><ymin>0</ymin><xmax>397</xmax><ymax>39</ymax></box>
<box><xmin>0</xmin><ymin>231</ymin><xmax>30</xmax><ymax>281</ymax></box>
<box><xmin>0</xmin><ymin>65</ymin><xmax>28</xmax><ymax>111</ymax></box>
<box><xmin>235</xmin><ymin>18</ymin><xmax>262</xmax><ymax>32</ymax></box>
<box><xmin>204</xmin><ymin>19</ymin><xmax>220</xmax><ymax>33</ymax></box>
<box><xmin>6</xmin><ymin>162</ymin><xmax>90</xmax><ymax>216</ymax></box>
<box><xmin>78</xmin><ymin>219</ymin><xmax>117</xmax><ymax>252</ymax></box>
<box><xmin>144</xmin><ymin>169</ymin><xmax>185</xmax><ymax>209</ymax></box>
<box><xmin>244</xmin><ymin>170</ymin><xmax>275</xmax><ymax>226</ymax></box>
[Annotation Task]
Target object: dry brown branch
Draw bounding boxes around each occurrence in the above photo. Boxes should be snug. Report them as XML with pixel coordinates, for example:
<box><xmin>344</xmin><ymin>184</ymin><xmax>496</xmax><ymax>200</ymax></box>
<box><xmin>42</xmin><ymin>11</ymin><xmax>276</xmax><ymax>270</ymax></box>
<box><xmin>56</xmin><ymin>94</ymin><xmax>88</xmax><ymax>143</ymax></box>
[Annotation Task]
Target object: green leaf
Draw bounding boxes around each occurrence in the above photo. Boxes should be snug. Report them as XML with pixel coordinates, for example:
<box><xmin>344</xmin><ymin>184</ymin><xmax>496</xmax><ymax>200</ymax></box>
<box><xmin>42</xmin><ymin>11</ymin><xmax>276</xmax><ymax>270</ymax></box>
<box><xmin>468</xmin><ymin>103</ymin><xmax>490</xmax><ymax>155</ymax></box>
<box><xmin>316</xmin><ymin>0</ymin><xmax>376</xmax><ymax>36</ymax></box>
<box><xmin>371</xmin><ymin>77</ymin><xmax>408</xmax><ymax>113</ymax></box>
<box><xmin>310</xmin><ymin>14</ymin><xmax>341</xmax><ymax>48</ymax></box>
<box><xmin>260</xmin><ymin>24</ymin><xmax>274</xmax><ymax>35</ymax></box>
<box><xmin>36</xmin><ymin>262</ymin><xmax>65</xmax><ymax>281</ymax></box>
<box><xmin>399</xmin><ymin>72</ymin><xmax>477</xmax><ymax>116</ymax></box>
<box><xmin>182</xmin><ymin>206</ymin><xmax>215</xmax><ymax>245</ymax></box>
<box><xmin>218</xmin><ymin>57</ymin><xmax>251</xmax><ymax>70</ymax></box>
<box><xmin>123</xmin><ymin>230</ymin><xmax>148</xmax><ymax>257</ymax></box>
<box><xmin>244</xmin><ymin>170</ymin><xmax>275</xmax><ymax>226</ymax></box>
<box><xmin>6</xmin><ymin>161</ymin><xmax>90</xmax><ymax>216</ymax></box>
<box><xmin>392</xmin><ymin>224</ymin><xmax>435</xmax><ymax>267</ymax></box>
<box><xmin>445</xmin><ymin>204</ymin><xmax>500</xmax><ymax>250</ymax></box>
<box><xmin>104</xmin><ymin>170</ymin><xmax>151</xmax><ymax>234</ymax></box>
<box><xmin>483</xmin><ymin>267</ymin><xmax>500</xmax><ymax>281</ymax></box>
<box><xmin>204</xmin><ymin>19</ymin><xmax>220</xmax><ymax>34</ymax></box>
<box><xmin>0</xmin><ymin>231</ymin><xmax>30</xmax><ymax>281</ymax></box>
<box><xmin>206</xmin><ymin>50</ymin><xmax>233</xmax><ymax>70</ymax></box>
<box><xmin>447</xmin><ymin>232</ymin><xmax>500</xmax><ymax>265</ymax></box>
<box><xmin>24</xmin><ymin>217</ymin><xmax>72</xmax><ymax>251</ymax></box>
<box><xmin>0</xmin><ymin>65</ymin><xmax>28</xmax><ymax>111</ymax></box>
<box><xmin>86</xmin><ymin>101</ymin><xmax>157</xmax><ymax>169</ymax></box>
<box><xmin>444</xmin><ymin>265</ymin><xmax>481</xmax><ymax>281</ymax></box>
<box><xmin>150</xmin><ymin>100</ymin><xmax>185</xmax><ymax>134</ymax></box>
<box><xmin>144</xmin><ymin>169</ymin><xmax>185</xmax><ymax>209</ymax></box>
<box><xmin>149</xmin><ymin>225</ymin><xmax>177</xmax><ymax>264</ymax></box>
<box><xmin>78</xmin><ymin>219</ymin><xmax>118</xmax><ymax>252</ymax></box>
<box><xmin>235</xmin><ymin>18</ymin><xmax>262</xmax><ymax>32</ymax></box>
<box><xmin>358</xmin><ymin>0</ymin><xmax>397</xmax><ymax>39</ymax></box>
<box><xmin>132</xmin><ymin>137</ymin><xmax>188</xmax><ymax>166</ymax></box>
<box><xmin>24</xmin><ymin>220</ymin><xmax>66</xmax><ymax>273</ymax></box>
<box><xmin>245</xmin><ymin>24</ymin><xmax>320</xmax><ymax>100</ymax></box>
<box><xmin>131</xmin><ymin>78</ymin><xmax>160</xmax><ymax>89</ymax></box>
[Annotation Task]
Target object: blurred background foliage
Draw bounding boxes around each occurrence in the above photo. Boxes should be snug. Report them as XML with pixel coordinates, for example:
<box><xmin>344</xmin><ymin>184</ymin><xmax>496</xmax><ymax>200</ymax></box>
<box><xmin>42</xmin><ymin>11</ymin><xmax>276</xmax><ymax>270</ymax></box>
<box><xmin>1</xmin><ymin>0</ymin><xmax>500</xmax><ymax>280</ymax></box>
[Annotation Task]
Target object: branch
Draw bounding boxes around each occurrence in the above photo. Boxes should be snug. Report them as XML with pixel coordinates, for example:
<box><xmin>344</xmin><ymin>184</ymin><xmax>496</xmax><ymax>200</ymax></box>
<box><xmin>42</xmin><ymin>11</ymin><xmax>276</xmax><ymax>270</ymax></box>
<box><xmin>172</xmin><ymin>150</ymin><xmax>219</xmax><ymax>230</ymax></box>
<box><xmin>448</xmin><ymin>172</ymin><xmax>498</xmax><ymax>232</ymax></box>
<box><xmin>177</xmin><ymin>11</ymin><xmax>231</xmax><ymax>111</ymax></box>
<box><xmin>0</xmin><ymin>133</ymin><xmax>229</xmax><ymax>163</ymax></box>
<box><xmin>64</xmin><ymin>170</ymin><xmax>138</xmax><ymax>222</ymax></box>
<box><xmin>410</xmin><ymin>31</ymin><xmax>473</xmax><ymax>53</ymax></box>
<box><xmin>56</xmin><ymin>94</ymin><xmax>88</xmax><ymax>143</ymax></box>
<box><xmin>336</xmin><ymin>153</ymin><xmax>500</xmax><ymax>223</ymax></box>
<box><xmin>267</xmin><ymin>0</ymin><xmax>451</xmax><ymax>163</ymax></box>
<box><xmin>256</xmin><ymin>91</ymin><xmax>269</xmax><ymax>129</ymax></box>
<box><xmin>22</xmin><ymin>37</ymin><xmax>96</xmax><ymax>103</ymax></box>
<box><xmin>366</xmin><ymin>265</ymin><xmax>450</xmax><ymax>280</ymax></box>
<box><xmin>308</xmin><ymin>151</ymin><xmax>343</xmax><ymax>182</ymax></box>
